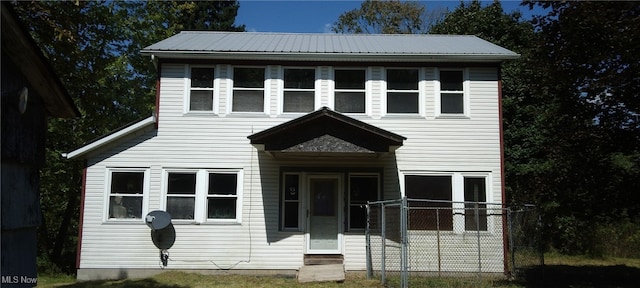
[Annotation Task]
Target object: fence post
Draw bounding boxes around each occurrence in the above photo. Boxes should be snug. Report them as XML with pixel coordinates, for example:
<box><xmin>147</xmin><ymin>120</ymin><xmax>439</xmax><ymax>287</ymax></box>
<box><xmin>401</xmin><ymin>197</ymin><xmax>409</xmax><ymax>288</ymax></box>
<box><xmin>475</xmin><ymin>201</ymin><xmax>482</xmax><ymax>281</ymax></box>
<box><xmin>436</xmin><ymin>208</ymin><xmax>441</xmax><ymax>277</ymax></box>
<box><xmin>381</xmin><ymin>202</ymin><xmax>386</xmax><ymax>285</ymax></box>
<box><xmin>507</xmin><ymin>208</ymin><xmax>515</xmax><ymax>276</ymax></box>
<box><xmin>365</xmin><ymin>204</ymin><xmax>372</xmax><ymax>279</ymax></box>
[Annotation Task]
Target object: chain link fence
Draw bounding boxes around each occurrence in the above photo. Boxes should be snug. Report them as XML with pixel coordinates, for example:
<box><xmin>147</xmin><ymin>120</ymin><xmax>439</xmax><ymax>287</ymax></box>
<box><xmin>366</xmin><ymin>198</ymin><xmax>542</xmax><ymax>287</ymax></box>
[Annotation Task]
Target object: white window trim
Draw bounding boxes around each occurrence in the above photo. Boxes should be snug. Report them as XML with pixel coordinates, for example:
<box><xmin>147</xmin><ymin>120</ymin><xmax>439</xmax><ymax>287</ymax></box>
<box><xmin>184</xmin><ymin>65</ymin><xmax>218</xmax><ymax>115</ymax></box>
<box><xmin>435</xmin><ymin>68</ymin><xmax>470</xmax><ymax>118</ymax></box>
<box><xmin>399</xmin><ymin>171</ymin><xmax>493</xmax><ymax>234</ymax></box>
<box><xmin>229</xmin><ymin>66</ymin><xmax>269</xmax><ymax>115</ymax></box>
<box><xmin>103</xmin><ymin>167</ymin><xmax>150</xmax><ymax>223</ymax></box>
<box><xmin>281</xmin><ymin>172</ymin><xmax>305</xmax><ymax>231</ymax></box>
<box><xmin>278</xmin><ymin>66</ymin><xmax>319</xmax><ymax>115</ymax></box>
<box><xmin>331</xmin><ymin>67</ymin><xmax>370</xmax><ymax>116</ymax></box>
<box><xmin>347</xmin><ymin>173</ymin><xmax>380</xmax><ymax>231</ymax></box>
<box><xmin>161</xmin><ymin>168</ymin><xmax>244</xmax><ymax>224</ymax></box>
<box><xmin>381</xmin><ymin>67</ymin><xmax>424</xmax><ymax>117</ymax></box>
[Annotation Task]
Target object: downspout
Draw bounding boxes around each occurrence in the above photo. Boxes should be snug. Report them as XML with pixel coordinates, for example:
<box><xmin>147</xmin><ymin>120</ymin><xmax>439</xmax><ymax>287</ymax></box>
<box><xmin>76</xmin><ymin>161</ymin><xmax>87</xmax><ymax>270</ymax></box>
<box><xmin>498</xmin><ymin>64</ymin><xmax>510</xmax><ymax>276</ymax></box>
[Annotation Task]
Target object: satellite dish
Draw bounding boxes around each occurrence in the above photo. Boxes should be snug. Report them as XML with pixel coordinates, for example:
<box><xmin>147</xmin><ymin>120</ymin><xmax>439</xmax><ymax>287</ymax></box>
<box><xmin>151</xmin><ymin>223</ymin><xmax>176</xmax><ymax>250</ymax></box>
<box><xmin>145</xmin><ymin>210</ymin><xmax>172</xmax><ymax>230</ymax></box>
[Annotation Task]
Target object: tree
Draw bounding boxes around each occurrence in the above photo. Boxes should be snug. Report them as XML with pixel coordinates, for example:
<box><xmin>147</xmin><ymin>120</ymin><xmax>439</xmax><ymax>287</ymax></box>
<box><xmin>521</xmin><ymin>1</ymin><xmax>640</xmax><ymax>255</ymax></box>
<box><xmin>430</xmin><ymin>0</ymin><xmax>640</xmax><ymax>256</ymax></box>
<box><xmin>12</xmin><ymin>0</ymin><xmax>244</xmax><ymax>273</ymax></box>
<box><xmin>331</xmin><ymin>0</ymin><xmax>444</xmax><ymax>34</ymax></box>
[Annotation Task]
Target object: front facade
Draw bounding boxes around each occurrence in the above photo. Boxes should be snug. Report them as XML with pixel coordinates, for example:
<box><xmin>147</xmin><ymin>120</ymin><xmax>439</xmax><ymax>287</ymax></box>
<box><xmin>66</xmin><ymin>32</ymin><xmax>518</xmax><ymax>280</ymax></box>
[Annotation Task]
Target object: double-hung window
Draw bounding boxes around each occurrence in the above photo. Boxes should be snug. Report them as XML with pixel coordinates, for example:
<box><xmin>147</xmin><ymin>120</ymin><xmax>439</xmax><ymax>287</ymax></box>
<box><xmin>464</xmin><ymin>177</ymin><xmax>488</xmax><ymax>231</ymax></box>
<box><xmin>438</xmin><ymin>69</ymin><xmax>466</xmax><ymax>115</ymax></box>
<box><xmin>348</xmin><ymin>174</ymin><xmax>379</xmax><ymax>230</ymax></box>
<box><xmin>188</xmin><ymin>67</ymin><xmax>215</xmax><ymax>112</ymax></box>
<box><xmin>386</xmin><ymin>68</ymin><xmax>419</xmax><ymax>114</ymax></box>
<box><xmin>164</xmin><ymin>169</ymin><xmax>243</xmax><ymax>223</ymax></box>
<box><xmin>107</xmin><ymin>169</ymin><xmax>148</xmax><ymax>220</ymax></box>
<box><xmin>283</xmin><ymin>68</ymin><xmax>316</xmax><ymax>113</ymax></box>
<box><xmin>282</xmin><ymin>174</ymin><xmax>300</xmax><ymax>230</ymax></box>
<box><xmin>207</xmin><ymin>173</ymin><xmax>239</xmax><ymax>219</ymax></box>
<box><xmin>334</xmin><ymin>69</ymin><xmax>366</xmax><ymax>113</ymax></box>
<box><xmin>232</xmin><ymin>67</ymin><xmax>265</xmax><ymax>112</ymax></box>
<box><xmin>166</xmin><ymin>172</ymin><xmax>197</xmax><ymax>220</ymax></box>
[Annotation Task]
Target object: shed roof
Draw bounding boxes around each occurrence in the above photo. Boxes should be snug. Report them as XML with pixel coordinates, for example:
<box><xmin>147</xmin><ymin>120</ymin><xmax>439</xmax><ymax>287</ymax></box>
<box><xmin>142</xmin><ymin>31</ymin><xmax>519</xmax><ymax>62</ymax></box>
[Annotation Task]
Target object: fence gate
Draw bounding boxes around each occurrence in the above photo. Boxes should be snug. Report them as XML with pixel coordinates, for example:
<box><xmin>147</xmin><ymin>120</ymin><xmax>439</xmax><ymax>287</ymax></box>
<box><xmin>366</xmin><ymin>198</ymin><xmax>542</xmax><ymax>287</ymax></box>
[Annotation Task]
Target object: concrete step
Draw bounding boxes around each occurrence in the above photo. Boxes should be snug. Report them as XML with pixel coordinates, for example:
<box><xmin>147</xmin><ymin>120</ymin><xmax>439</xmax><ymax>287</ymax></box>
<box><xmin>297</xmin><ymin>264</ymin><xmax>345</xmax><ymax>283</ymax></box>
<box><xmin>304</xmin><ymin>254</ymin><xmax>344</xmax><ymax>265</ymax></box>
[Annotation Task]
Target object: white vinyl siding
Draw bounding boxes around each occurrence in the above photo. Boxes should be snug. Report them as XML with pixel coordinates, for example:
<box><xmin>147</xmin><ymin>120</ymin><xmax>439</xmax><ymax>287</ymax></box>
<box><xmin>77</xmin><ymin>65</ymin><xmax>502</xmax><ymax>272</ymax></box>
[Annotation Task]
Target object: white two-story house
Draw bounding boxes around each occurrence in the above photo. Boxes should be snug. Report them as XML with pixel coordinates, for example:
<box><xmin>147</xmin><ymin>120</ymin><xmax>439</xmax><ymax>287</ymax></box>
<box><xmin>65</xmin><ymin>32</ymin><xmax>518</xmax><ymax>280</ymax></box>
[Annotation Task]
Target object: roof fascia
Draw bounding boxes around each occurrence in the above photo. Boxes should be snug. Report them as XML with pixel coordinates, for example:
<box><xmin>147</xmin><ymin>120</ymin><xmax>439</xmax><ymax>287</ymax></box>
<box><xmin>63</xmin><ymin>116</ymin><xmax>156</xmax><ymax>160</ymax></box>
<box><xmin>141</xmin><ymin>51</ymin><xmax>520</xmax><ymax>63</ymax></box>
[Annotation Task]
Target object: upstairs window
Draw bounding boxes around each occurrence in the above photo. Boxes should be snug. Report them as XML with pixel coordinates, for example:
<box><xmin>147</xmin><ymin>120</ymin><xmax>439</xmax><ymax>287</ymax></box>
<box><xmin>387</xmin><ymin>68</ymin><xmax>419</xmax><ymax>114</ymax></box>
<box><xmin>233</xmin><ymin>67</ymin><xmax>265</xmax><ymax>112</ymax></box>
<box><xmin>283</xmin><ymin>68</ymin><xmax>316</xmax><ymax>113</ymax></box>
<box><xmin>334</xmin><ymin>69</ymin><xmax>366</xmax><ymax>113</ymax></box>
<box><xmin>108</xmin><ymin>170</ymin><xmax>147</xmax><ymax>220</ymax></box>
<box><xmin>189</xmin><ymin>67</ymin><xmax>215</xmax><ymax>112</ymax></box>
<box><xmin>438</xmin><ymin>70</ymin><xmax>465</xmax><ymax>115</ymax></box>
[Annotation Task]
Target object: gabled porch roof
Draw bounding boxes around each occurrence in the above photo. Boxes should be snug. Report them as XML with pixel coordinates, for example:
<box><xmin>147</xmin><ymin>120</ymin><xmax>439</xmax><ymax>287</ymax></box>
<box><xmin>248</xmin><ymin>107</ymin><xmax>405</xmax><ymax>157</ymax></box>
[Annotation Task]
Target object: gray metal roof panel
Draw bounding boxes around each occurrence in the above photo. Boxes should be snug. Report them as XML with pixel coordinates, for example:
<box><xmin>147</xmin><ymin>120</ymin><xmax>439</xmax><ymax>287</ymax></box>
<box><xmin>142</xmin><ymin>31</ymin><xmax>519</xmax><ymax>60</ymax></box>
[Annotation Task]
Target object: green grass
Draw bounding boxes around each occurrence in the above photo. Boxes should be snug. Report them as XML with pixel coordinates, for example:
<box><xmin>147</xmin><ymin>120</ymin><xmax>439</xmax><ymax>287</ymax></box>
<box><xmin>36</xmin><ymin>254</ymin><xmax>640</xmax><ymax>288</ymax></box>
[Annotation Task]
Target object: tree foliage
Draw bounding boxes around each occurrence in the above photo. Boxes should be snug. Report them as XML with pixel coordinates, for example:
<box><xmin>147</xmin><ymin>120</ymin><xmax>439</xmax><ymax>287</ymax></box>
<box><xmin>520</xmin><ymin>1</ymin><xmax>640</xmax><ymax>255</ymax></box>
<box><xmin>11</xmin><ymin>0</ymin><xmax>244</xmax><ymax>273</ymax></box>
<box><xmin>336</xmin><ymin>0</ymin><xmax>640</xmax><ymax>256</ymax></box>
<box><xmin>331</xmin><ymin>0</ymin><xmax>444</xmax><ymax>34</ymax></box>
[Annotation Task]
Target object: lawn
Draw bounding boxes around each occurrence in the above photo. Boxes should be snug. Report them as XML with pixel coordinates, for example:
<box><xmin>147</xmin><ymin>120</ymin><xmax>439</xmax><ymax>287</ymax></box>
<box><xmin>36</xmin><ymin>254</ymin><xmax>640</xmax><ymax>288</ymax></box>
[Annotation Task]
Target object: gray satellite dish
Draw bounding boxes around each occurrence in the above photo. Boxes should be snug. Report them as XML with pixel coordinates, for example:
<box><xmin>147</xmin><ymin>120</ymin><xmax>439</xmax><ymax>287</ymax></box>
<box><xmin>145</xmin><ymin>210</ymin><xmax>172</xmax><ymax>230</ymax></box>
<box><xmin>151</xmin><ymin>223</ymin><xmax>176</xmax><ymax>250</ymax></box>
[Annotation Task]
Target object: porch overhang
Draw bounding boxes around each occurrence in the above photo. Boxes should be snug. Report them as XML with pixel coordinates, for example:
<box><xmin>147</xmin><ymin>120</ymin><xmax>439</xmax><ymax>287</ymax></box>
<box><xmin>247</xmin><ymin>107</ymin><xmax>405</xmax><ymax>158</ymax></box>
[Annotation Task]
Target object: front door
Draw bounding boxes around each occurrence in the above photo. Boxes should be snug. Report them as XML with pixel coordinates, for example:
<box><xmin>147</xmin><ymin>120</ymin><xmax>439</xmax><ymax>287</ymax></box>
<box><xmin>306</xmin><ymin>175</ymin><xmax>342</xmax><ymax>254</ymax></box>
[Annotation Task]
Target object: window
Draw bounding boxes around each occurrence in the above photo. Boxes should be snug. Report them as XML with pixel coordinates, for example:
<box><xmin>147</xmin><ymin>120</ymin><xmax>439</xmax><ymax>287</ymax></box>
<box><xmin>208</xmin><ymin>173</ymin><xmax>238</xmax><ymax>219</ymax></box>
<box><xmin>464</xmin><ymin>177</ymin><xmax>487</xmax><ymax>231</ymax></box>
<box><xmin>405</xmin><ymin>175</ymin><xmax>453</xmax><ymax>230</ymax></box>
<box><xmin>166</xmin><ymin>172</ymin><xmax>196</xmax><ymax>220</ymax></box>
<box><xmin>387</xmin><ymin>68</ymin><xmax>419</xmax><ymax>114</ymax></box>
<box><xmin>188</xmin><ymin>67</ymin><xmax>215</xmax><ymax>112</ymax></box>
<box><xmin>233</xmin><ymin>67</ymin><xmax>265</xmax><ymax>112</ymax></box>
<box><xmin>348</xmin><ymin>175</ymin><xmax>379</xmax><ymax>230</ymax></box>
<box><xmin>108</xmin><ymin>170</ymin><xmax>147</xmax><ymax>219</ymax></box>
<box><xmin>282</xmin><ymin>174</ymin><xmax>300</xmax><ymax>230</ymax></box>
<box><xmin>334</xmin><ymin>69</ymin><xmax>366</xmax><ymax>113</ymax></box>
<box><xmin>438</xmin><ymin>70</ymin><xmax>465</xmax><ymax>115</ymax></box>
<box><xmin>164</xmin><ymin>169</ymin><xmax>243</xmax><ymax>223</ymax></box>
<box><xmin>284</xmin><ymin>68</ymin><xmax>315</xmax><ymax>113</ymax></box>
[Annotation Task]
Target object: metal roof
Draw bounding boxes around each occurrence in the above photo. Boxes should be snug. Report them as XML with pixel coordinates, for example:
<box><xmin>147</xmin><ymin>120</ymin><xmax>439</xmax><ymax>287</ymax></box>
<box><xmin>142</xmin><ymin>31</ymin><xmax>519</xmax><ymax>62</ymax></box>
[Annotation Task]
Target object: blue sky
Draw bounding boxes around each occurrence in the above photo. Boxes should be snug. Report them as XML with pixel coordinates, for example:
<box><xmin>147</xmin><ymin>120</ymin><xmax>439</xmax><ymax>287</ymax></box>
<box><xmin>236</xmin><ymin>0</ymin><xmax>538</xmax><ymax>33</ymax></box>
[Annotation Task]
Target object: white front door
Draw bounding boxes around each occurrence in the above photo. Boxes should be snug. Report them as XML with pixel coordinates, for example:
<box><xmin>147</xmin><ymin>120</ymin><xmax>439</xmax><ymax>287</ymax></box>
<box><xmin>306</xmin><ymin>175</ymin><xmax>342</xmax><ymax>254</ymax></box>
